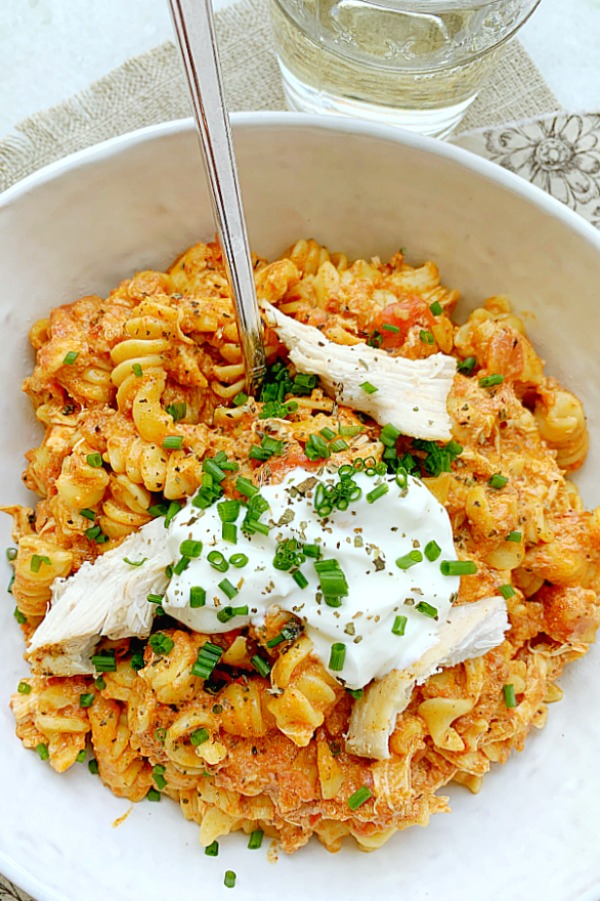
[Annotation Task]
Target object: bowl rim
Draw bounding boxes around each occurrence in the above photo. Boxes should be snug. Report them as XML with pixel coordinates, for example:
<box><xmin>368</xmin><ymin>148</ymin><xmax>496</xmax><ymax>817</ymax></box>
<box><xmin>1</xmin><ymin>112</ymin><xmax>600</xmax><ymax>256</ymax></box>
<box><xmin>1</xmin><ymin>111</ymin><xmax>600</xmax><ymax>901</ymax></box>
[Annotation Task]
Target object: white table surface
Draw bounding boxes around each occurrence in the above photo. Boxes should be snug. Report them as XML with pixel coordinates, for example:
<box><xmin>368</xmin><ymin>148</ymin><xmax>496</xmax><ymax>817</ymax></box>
<box><xmin>0</xmin><ymin>0</ymin><xmax>599</xmax><ymax>142</ymax></box>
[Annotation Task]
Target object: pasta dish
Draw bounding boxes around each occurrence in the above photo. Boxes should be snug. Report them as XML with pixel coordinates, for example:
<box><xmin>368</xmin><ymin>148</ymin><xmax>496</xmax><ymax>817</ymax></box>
<box><xmin>4</xmin><ymin>238</ymin><xmax>599</xmax><ymax>855</ymax></box>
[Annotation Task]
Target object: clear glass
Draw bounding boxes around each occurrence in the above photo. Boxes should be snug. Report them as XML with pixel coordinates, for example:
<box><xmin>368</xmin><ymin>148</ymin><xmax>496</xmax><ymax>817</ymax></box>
<box><xmin>269</xmin><ymin>0</ymin><xmax>543</xmax><ymax>137</ymax></box>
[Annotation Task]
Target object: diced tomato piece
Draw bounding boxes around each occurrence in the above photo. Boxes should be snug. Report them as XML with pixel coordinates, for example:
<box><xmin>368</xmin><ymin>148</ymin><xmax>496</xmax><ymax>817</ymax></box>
<box><xmin>375</xmin><ymin>296</ymin><xmax>435</xmax><ymax>348</ymax></box>
<box><xmin>266</xmin><ymin>448</ymin><xmax>323</xmax><ymax>479</ymax></box>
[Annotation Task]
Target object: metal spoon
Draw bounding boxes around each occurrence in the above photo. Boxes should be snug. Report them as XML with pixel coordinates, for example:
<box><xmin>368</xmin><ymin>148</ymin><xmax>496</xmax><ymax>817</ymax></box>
<box><xmin>168</xmin><ymin>0</ymin><xmax>266</xmax><ymax>397</ymax></box>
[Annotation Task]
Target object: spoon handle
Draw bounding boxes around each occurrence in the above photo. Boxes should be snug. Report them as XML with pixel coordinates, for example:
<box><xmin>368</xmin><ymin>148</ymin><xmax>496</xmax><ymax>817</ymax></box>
<box><xmin>168</xmin><ymin>0</ymin><xmax>266</xmax><ymax>397</ymax></box>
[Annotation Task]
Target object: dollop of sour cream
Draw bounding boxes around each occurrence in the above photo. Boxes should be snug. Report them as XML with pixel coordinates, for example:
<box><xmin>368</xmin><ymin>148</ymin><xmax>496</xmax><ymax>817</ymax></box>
<box><xmin>164</xmin><ymin>468</ymin><xmax>459</xmax><ymax>689</ymax></box>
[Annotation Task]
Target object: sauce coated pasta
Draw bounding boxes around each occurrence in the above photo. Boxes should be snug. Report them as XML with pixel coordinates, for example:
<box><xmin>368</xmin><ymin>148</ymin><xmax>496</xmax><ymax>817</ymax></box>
<box><xmin>4</xmin><ymin>239</ymin><xmax>600</xmax><ymax>854</ymax></box>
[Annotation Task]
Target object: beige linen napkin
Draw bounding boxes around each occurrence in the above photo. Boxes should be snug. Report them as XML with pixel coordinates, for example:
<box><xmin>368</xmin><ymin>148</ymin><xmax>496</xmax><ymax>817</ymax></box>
<box><xmin>1</xmin><ymin>2</ymin><xmax>599</xmax><ymax>900</ymax></box>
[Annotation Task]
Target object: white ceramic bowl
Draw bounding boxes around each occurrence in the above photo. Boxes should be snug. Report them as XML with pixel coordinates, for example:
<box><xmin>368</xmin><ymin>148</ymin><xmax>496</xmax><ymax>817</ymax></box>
<box><xmin>0</xmin><ymin>114</ymin><xmax>599</xmax><ymax>901</ymax></box>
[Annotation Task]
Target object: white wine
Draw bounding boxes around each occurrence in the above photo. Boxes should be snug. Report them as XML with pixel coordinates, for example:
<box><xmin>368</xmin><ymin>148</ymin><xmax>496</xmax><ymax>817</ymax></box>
<box><xmin>270</xmin><ymin>0</ymin><xmax>541</xmax><ymax>136</ymax></box>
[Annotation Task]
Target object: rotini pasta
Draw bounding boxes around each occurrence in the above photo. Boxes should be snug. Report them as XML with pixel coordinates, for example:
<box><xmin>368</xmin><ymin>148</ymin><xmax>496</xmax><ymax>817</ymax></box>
<box><xmin>3</xmin><ymin>239</ymin><xmax>599</xmax><ymax>858</ymax></box>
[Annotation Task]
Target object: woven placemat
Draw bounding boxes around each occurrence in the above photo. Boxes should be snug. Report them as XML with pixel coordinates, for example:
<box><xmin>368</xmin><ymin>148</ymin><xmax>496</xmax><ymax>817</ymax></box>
<box><xmin>1</xmin><ymin>2</ymin><xmax>600</xmax><ymax>900</ymax></box>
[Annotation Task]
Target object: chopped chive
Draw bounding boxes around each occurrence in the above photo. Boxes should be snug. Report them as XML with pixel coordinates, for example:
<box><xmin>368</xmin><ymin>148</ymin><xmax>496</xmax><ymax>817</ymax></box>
<box><xmin>147</xmin><ymin>593</ymin><xmax>164</xmax><ymax>605</ymax></box>
<box><xmin>415</xmin><ymin>601</ymin><xmax>438</xmax><ymax>619</ymax></box>
<box><xmin>88</xmin><ymin>758</ymin><xmax>99</xmax><ymax>775</ymax></box>
<box><xmin>123</xmin><ymin>557</ymin><xmax>147</xmax><ymax>567</ymax></box>
<box><xmin>229</xmin><ymin>553</ymin><xmax>249</xmax><ymax>568</ymax></box>
<box><xmin>305</xmin><ymin>433</ymin><xmax>331</xmax><ymax>461</ymax></box>
<box><xmin>173</xmin><ymin>556</ymin><xmax>190</xmax><ymax>575</ymax></box>
<box><xmin>419</xmin><ymin>329</ymin><xmax>435</xmax><ymax>345</ymax></box>
<box><xmin>503</xmin><ymin>684</ymin><xmax>517</xmax><ymax>708</ymax></box>
<box><xmin>162</xmin><ymin>435</ymin><xmax>183</xmax><ymax>450</ymax></box>
<box><xmin>395</xmin><ymin>550</ymin><xmax>423</xmax><ymax>570</ymax></box>
<box><xmin>366</xmin><ymin>483</ymin><xmax>389</xmax><ymax>504</ymax></box>
<box><xmin>251</xmin><ymin>655</ymin><xmax>271</xmax><ymax>678</ymax></box>
<box><xmin>359</xmin><ymin>381</ymin><xmax>378</xmax><ymax>395</ymax></box>
<box><xmin>164</xmin><ymin>500</ymin><xmax>182</xmax><ymax>528</ymax></box>
<box><xmin>224</xmin><ymin>871</ymin><xmax>236</xmax><ymax>889</ymax></box>
<box><xmin>266</xmin><ymin>622</ymin><xmax>301</xmax><ymax>647</ymax></box>
<box><xmin>429</xmin><ymin>301</ymin><xmax>443</xmax><ymax>316</ymax></box>
<box><xmin>132</xmin><ymin>362</ymin><xmax>143</xmax><ymax>377</ymax></box>
<box><xmin>146</xmin><ymin>787</ymin><xmax>161</xmax><ymax>801</ymax></box>
<box><xmin>235</xmin><ymin>476</ymin><xmax>258</xmax><ymax>498</ymax></box>
<box><xmin>392</xmin><ymin>615</ymin><xmax>407</xmax><ymax>636</ymax></box>
<box><xmin>320</xmin><ymin>427</ymin><xmax>336</xmax><ymax>441</ymax></box>
<box><xmin>166</xmin><ymin>401</ymin><xmax>186</xmax><ymax>422</ymax></box>
<box><xmin>248</xmin><ymin>829</ymin><xmax>264</xmax><ymax>849</ymax></box>
<box><xmin>339</xmin><ymin>424</ymin><xmax>363</xmax><ymax>437</ymax></box>
<box><xmin>346</xmin><ymin>687</ymin><xmax>364</xmax><ymax>700</ymax></box>
<box><xmin>152</xmin><ymin>765</ymin><xmax>167</xmax><ymax>790</ymax></box>
<box><xmin>36</xmin><ymin>743</ymin><xmax>49</xmax><ymax>761</ymax></box>
<box><xmin>382</xmin><ymin>323</ymin><xmax>400</xmax><ymax>333</ymax></box>
<box><xmin>292</xmin><ymin>569</ymin><xmax>309</xmax><ymax>589</ymax></box>
<box><xmin>204</xmin><ymin>840</ymin><xmax>219</xmax><ymax>857</ymax></box>
<box><xmin>506</xmin><ymin>531</ymin><xmax>522</xmax><ymax>543</ymax></box>
<box><xmin>380</xmin><ymin>423</ymin><xmax>401</xmax><ymax>447</ymax></box>
<box><xmin>13</xmin><ymin>606</ymin><xmax>26</xmax><ymax>624</ymax></box>
<box><xmin>79</xmin><ymin>692</ymin><xmax>95</xmax><ymax>708</ymax></box>
<box><xmin>219</xmin><ymin>604</ymin><xmax>248</xmax><ymax>623</ymax></box>
<box><xmin>78</xmin><ymin>509</ymin><xmax>96</xmax><ymax>523</ymax></box>
<box><xmin>155</xmin><ymin>727</ymin><xmax>167</xmax><ymax>744</ymax></box>
<box><xmin>293</xmin><ymin>372</ymin><xmax>318</xmax><ymax>393</ymax></box>
<box><xmin>130</xmin><ymin>651</ymin><xmax>145</xmax><ymax>671</ymax></box>
<box><xmin>259</xmin><ymin>399</ymin><xmax>298</xmax><ymax>420</ymax></box>
<box><xmin>179</xmin><ymin>539</ymin><xmax>203</xmax><ymax>558</ymax></box>
<box><xmin>17</xmin><ymin>681</ymin><xmax>32</xmax><ymax>694</ymax></box>
<box><xmin>63</xmin><ymin>350</ymin><xmax>79</xmax><ymax>365</ymax></box>
<box><xmin>85</xmin><ymin>524</ymin><xmax>107</xmax><ymax>543</ymax></box>
<box><xmin>191</xmin><ymin>727</ymin><xmax>210</xmax><ymax>746</ymax></box>
<box><xmin>329</xmin><ymin>642</ymin><xmax>346</xmax><ymax>672</ymax></box>
<box><xmin>216</xmin><ymin>605</ymin><xmax>241</xmax><ymax>623</ymax></box>
<box><xmin>348</xmin><ymin>786</ymin><xmax>372</xmax><ymax>810</ymax></box>
<box><xmin>329</xmin><ymin>438</ymin><xmax>349</xmax><ymax>453</ymax></box>
<box><xmin>457</xmin><ymin>355</ymin><xmax>477</xmax><ymax>375</ymax></box>
<box><xmin>488</xmin><ymin>473</ymin><xmax>509</xmax><ymax>490</ymax></box>
<box><xmin>241</xmin><ymin>517</ymin><xmax>270</xmax><ymax>536</ymax></box>
<box><xmin>148</xmin><ymin>502</ymin><xmax>169</xmax><ymax>518</ymax></box>
<box><xmin>314</xmin><ymin>559</ymin><xmax>349</xmax><ymax>601</ymax></box>
<box><xmin>94</xmin><ymin>675</ymin><xmax>107</xmax><ymax>690</ymax></box>
<box><xmin>440</xmin><ymin>559</ymin><xmax>478</xmax><ymax>576</ymax></box>
<box><xmin>190</xmin><ymin>586</ymin><xmax>206</xmax><ymax>608</ymax></box>
<box><xmin>302</xmin><ymin>544</ymin><xmax>321</xmax><ymax>559</ymax></box>
<box><xmin>207</xmin><ymin>550</ymin><xmax>229</xmax><ymax>572</ymax></box>
<box><xmin>76</xmin><ymin>750</ymin><xmax>87</xmax><ymax>763</ymax></box>
<box><xmin>217</xmin><ymin>500</ymin><xmax>241</xmax><ymax>523</ymax></box>
<box><xmin>203</xmin><ymin>457</ymin><xmax>227</xmax><ymax>483</ymax></box>
<box><xmin>498</xmin><ymin>584</ymin><xmax>516</xmax><ymax>599</ymax></box>
<box><xmin>86</xmin><ymin>453</ymin><xmax>103</xmax><ymax>468</ymax></box>
<box><xmin>149</xmin><ymin>632</ymin><xmax>175</xmax><ymax>656</ymax></box>
<box><xmin>424</xmin><ymin>540</ymin><xmax>441</xmax><ymax>562</ymax></box>
<box><xmin>479</xmin><ymin>373</ymin><xmax>504</xmax><ymax>388</ymax></box>
<box><xmin>191</xmin><ymin>641</ymin><xmax>223</xmax><ymax>679</ymax></box>
<box><xmin>91</xmin><ymin>653</ymin><xmax>116</xmax><ymax>672</ymax></box>
<box><xmin>222</xmin><ymin>522</ymin><xmax>237</xmax><ymax>544</ymax></box>
<box><xmin>30</xmin><ymin>553</ymin><xmax>51</xmax><ymax>573</ymax></box>
<box><xmin>232</xmin><ymin>392</ymin><xmax>248</xmax><ymax>406</ymax></box>
<box><xmin>218</xmin><ymin>578</ymin><xmax>239</xmax><ymax>601</ymax></box>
